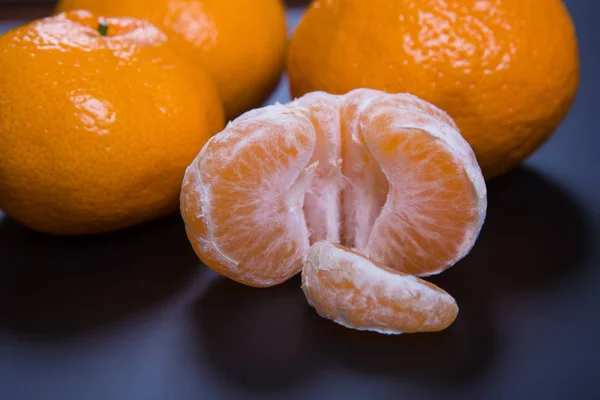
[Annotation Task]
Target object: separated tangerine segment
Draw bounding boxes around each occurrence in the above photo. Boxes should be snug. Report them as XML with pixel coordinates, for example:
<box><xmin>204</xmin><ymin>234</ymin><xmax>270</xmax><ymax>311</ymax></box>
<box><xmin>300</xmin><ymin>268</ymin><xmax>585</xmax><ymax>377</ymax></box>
<box><xmin>302</xmin><ymin>241</ymin><xmax>459</xmax><ymax>334</ymax></box>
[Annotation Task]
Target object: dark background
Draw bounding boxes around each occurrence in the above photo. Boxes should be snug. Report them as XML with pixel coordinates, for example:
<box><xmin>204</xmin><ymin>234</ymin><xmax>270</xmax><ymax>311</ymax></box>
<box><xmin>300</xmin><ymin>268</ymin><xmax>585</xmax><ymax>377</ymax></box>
<box><xmin>1</xmin><ymin>1</ymin><xmax>599</xmax><ymax>399</ymax></box>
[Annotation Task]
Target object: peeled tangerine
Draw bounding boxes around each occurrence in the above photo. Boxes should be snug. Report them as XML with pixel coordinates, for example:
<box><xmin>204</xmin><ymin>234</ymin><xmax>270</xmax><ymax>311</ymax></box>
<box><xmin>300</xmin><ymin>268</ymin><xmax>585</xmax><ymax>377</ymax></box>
<box><xmin>180</xmin><ymin>88</ymin><xmax>487</xmax><ymax>333</ymax></box>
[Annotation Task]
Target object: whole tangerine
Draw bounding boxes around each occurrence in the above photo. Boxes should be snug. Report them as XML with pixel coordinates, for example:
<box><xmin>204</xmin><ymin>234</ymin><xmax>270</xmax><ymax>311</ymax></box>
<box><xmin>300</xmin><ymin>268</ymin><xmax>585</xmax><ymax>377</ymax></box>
<box><xmin>0</xmin><ymin>11</ymin><xmax>224</xmax><ymax>234</ymax></box>
<box><xmin>287</xmin><ymin>0</ymin><xmax>580</xmax><ymax>178</ymax></box>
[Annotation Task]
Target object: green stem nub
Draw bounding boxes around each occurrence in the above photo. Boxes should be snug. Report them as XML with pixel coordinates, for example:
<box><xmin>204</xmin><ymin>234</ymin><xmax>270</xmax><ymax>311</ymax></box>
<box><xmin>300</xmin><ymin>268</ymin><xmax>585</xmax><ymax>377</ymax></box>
<box><xmin>98</xmin><ymin>22</ymin><xmax>109</xmax><ymax>37</ymax></box>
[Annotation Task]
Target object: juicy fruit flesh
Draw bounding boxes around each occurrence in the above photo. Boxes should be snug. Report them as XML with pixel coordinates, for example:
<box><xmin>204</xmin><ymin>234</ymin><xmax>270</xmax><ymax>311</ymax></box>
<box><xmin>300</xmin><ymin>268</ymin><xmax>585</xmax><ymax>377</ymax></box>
<box><xmin>181</xmin><ymin>88</ymin><xmax>487</xmax><ymax>287</ymax></box>
<box><xmin>182</xmin><ymin>106</ymin><xmax>314</xmax><ymax>286</ymax></box>
<box><xmin>302</xmin><ymin>241</ymin><xmax>459</xmax><ymax>334</ymax></box>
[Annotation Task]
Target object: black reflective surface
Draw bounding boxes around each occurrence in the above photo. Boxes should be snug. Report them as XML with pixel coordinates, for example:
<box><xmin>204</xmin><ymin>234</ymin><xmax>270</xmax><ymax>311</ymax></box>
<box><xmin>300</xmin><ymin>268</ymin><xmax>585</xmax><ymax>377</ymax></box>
<box><xmin>1</xmin><ymin>1</ymin><xmax>599</xmax><ymax>399</ymax></box>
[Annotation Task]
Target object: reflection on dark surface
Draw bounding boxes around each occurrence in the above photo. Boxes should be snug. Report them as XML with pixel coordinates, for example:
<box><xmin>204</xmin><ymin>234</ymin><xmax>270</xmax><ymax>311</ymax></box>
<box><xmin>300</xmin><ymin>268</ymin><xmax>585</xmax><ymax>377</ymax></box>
<box><xmin>306</xmin><ymin>282</ymin><xmax>494</xmax><ymax>385</ymax></box>
<box><xmin>194</xmin><ymin>166</ymin><xmax>591</xmax><ymax>390</ymax></box>
<box><xmin>0</xmin><ymin>166</ymin><xmax>592</xmax><ymax>397</ymax></box>
<box><xmin>0</xmin><ymin>213</ymin><xmax>199</xmax><ymax>339</ymax></box>
<box><xmin>195</xmin><ymin>276</ymin><xmax>316</xmax><ymax>390</ymax></box>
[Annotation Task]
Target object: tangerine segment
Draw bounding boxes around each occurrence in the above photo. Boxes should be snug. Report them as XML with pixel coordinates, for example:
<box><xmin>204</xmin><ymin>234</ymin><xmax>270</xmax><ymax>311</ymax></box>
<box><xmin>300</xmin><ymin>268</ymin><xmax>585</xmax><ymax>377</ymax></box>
<box><xmin>338</xmin><ymin>89</ymin><xmax>389</xmax><ymax>250</ymax></box>
<box><xmin>302</xmin><ymin>241</ymin><xmax>459</xmax><ymax>334</ymax></box>
<box><xmin>294</xmin><ymin>92</ymin><xmax>344</xmax><ymax>244</ymax></box>
<box><xmin>359</xmin><ymin>93</ymin><xmax>487</xmax><ymax>276</ymax></box>
<box><xmin>180</xmin><ymin>105</ymin><xmax>316</xmax><ymax>287</ymax></box>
